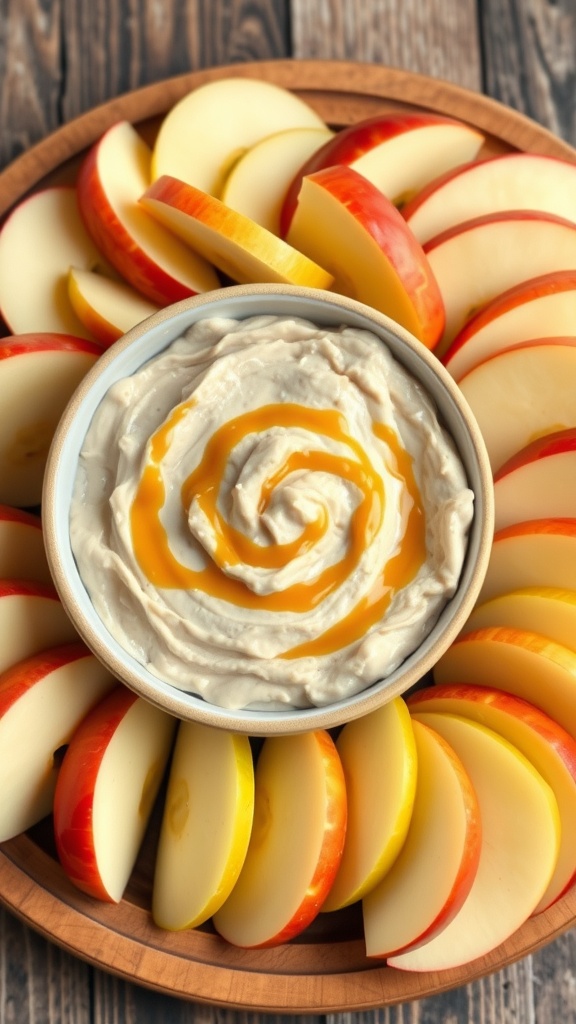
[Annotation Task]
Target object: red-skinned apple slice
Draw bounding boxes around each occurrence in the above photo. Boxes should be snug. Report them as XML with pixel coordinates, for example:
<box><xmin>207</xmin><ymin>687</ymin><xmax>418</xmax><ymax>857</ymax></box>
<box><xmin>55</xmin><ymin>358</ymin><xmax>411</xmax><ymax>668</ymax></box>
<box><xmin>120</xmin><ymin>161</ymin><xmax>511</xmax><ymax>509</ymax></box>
<box><xmin>492</xmin><ymin>429</ymin><xmax>576</xmax><ymax>530</ymax></box>
<box><xmin>434</xmin><ymin>626</ymin><xmax>576</xmax><ymax>741</ymax></box>
<box><xmin>0</xmin><ymin>186</ymin><xmax>114</xmax><ymax>338</ymax></box>
<box><xmin>403</xmin><ymin>152</ymin><xmax>576</xmax><ymax>244</ymax></box>
<box><xmin>424</xmin><ymin>211</ymin><xmax>576</xmax><ymax>357</ymax></box>
<box><xmin>465</xmin><ymin>587</ymin><xmax>576</xmax><ymax>653</ymax></box>
<box><xmin>140</xmin><ymin>175</ymin><xmax>334</xmax><ymax>290</ymax></box>
<box><xmin>0</xmin><ymin>505</ymin><xmax>51</xmax><ymax>584</ymax></box>
<box><xmin>0</xmin><ymin>332</ymin><xmax>101</xmax><ymax>506</ymax></box>
<box><xmin>151</xmin><ymin>77</ymin><xmax>328</xmax><ymax>197</ymax></box>
<box><xmin>389</xmin><ymin>711</ymin><xmax>560</xmax><ymax>972</ymax></box>
<box><xmin>53</xmin><ymin>685</ymin><xmax>176</xmax><ymax>903</ymax></box>
<box><xmin>443</xmin><ymin>270</ymin><xmax>576</xmax><ymax>381</ymax></box>
<box><xmin>457</xmin><ymin>338</ymin><xmax>576</xmax><ymax>473</ymax></box>
<box><xmin>362</xmin><ymin>718</ymin><xmax>481</xmax><ymax>958</ymax></box>
<box><xmin>408</xmin><ymin>683</ymin><xmax>576</xmax><ymax>912</ymax></box>
<box><xmin>280</xmin><ymin>111</ymin><xmax>485</xmax><ymax>235</ymax></box>
<box><xmin>77</xmin><ymin>121</ymin><xmax>221</xmax><ymax>306</ymax></box>
<box><xmin>479</xmin><ymin>519</ymin><xmax>576</xmax><ymax>603</ymax></box>
<box><xmin>0</xmin><ymin>579</ymin><xmax>78</xmax><ymax>674</ymax></box>
<box><xmin>284</xmin><ymin>165</ymin><xmax>445</xmax><ymax>348</ymax></box>
<box><xmin>0</xmin><ymin>642</ymin><xmax>115</xmax><ymax>841</ymax></box>
<box><xmin>212</xmin><ymin>729</ymin><xmax>347</xmax><ymax>948</ymax></box>
<box><xmin>321</xmin><ymin>697</ymin><xmax>417</xmax><ymax>912</ymax></box>
<box><xmin>152</xmin><ymin>721</ymin><xmax>254</xmax><ymax>930</ymax></box>
<box><xmin>68</xmin><ymin>267</ymin><xmax>160</xmax><ymax>348</ymax></box>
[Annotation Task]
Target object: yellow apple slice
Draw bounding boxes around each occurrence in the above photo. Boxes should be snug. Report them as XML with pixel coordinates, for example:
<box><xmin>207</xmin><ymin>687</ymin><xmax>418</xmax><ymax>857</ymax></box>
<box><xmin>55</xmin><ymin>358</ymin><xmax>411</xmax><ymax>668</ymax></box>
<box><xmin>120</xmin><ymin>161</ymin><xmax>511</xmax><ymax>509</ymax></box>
<box><xmin>212</xmin><ymin>729</ymin><xmax>346</xmax><ymax>948</ymax></box>
<box><xmin>479</xmin><ymin>519</ymin><xmax>576</xmax><ymax>603</ymax></box>
<box><xmin>68</xmin><ymin>267</ymin><xmax>160</xmax><ymax>348</ymax></box>
<box><xmin>457</xmin><ymin>338</ymin><xmax>576</xmax><ymax>473</ymax></box>
<box><xmin>151</xmin><ymin>77</ymin><xmax>328</xmax><ymax>196</ymax></box>
<box><xmin>465</xmin><ymin>587</ymin><xmax>576</xmax><ymax>652</ymax></box>
<box><xmin>493</xmin><ymin>429</ymin><xmax>576</xmax><ymax>530</ymax></box>
<box><xmin>362</xmin><ymin>718</ymin><xmax>481</xmax><ymax>958</ymax></box>
<box><xmin>0</xmin><ymin>579</ymin><xmax>78</xmax><ymax>674</ymax></box>
<box><xmin>285</xmin><ymin>165</ymin><xmax>445</xmax><ymax>349</ymax></box>
<box><xmin>152</xmin><ymin>721</ymin><xmax>254</xmax><ymax>930</ymax></box>
<box><xmin>77</xmin><ymin>121</ymin><xmax>221</xmax><ymax>306</ymax></box>
<box><xmin>388</xmin><ymin>712</ymin><xmax>560</xmax><ymax>972</ymax></box>
<box><xmin>409</xmin><ymin>683</ymin><xmax>576</xmax><ymax>913</ymax></box>
<box><xmin>0</xmin><ymin>505</ymin><xmax>51</xmax><ymax>584</ymax></box>
<box><xmin>141</xmin><ymin>175</ymin><xmax>334</xmax><ymax>289</ymax></box>
<box><xmin>221</xmin><ymin>126</ymin><xmax>334</xmax><ymax>234</ymax></box>
<box><xmin>0</xmin><ymin>642</ymin><xmax>115</xmax><ymax>841</ymax></box>
<box><xmin>434</xmin><ymin>626</ymin><xmax>576</xmax><ymax>741</ymax></box>
<box><xmin>54</xmin><ymin>685</ymin><xmax>176</xmax><ymax>902</ymax></box>
<box><xmin>321</xmin><ymin>697</ymin><xmax>417</xmax><ymax>912</ymax></box>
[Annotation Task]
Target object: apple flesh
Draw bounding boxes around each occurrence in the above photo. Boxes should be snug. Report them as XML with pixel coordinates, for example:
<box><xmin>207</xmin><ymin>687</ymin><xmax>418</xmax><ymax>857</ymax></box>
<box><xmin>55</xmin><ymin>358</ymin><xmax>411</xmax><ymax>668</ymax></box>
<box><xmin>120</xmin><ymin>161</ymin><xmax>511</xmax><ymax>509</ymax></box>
<box><xmin>0</xmin><ymin>642</ymin><xmax>115</xmax><ymax>841</ymax></box>
<box><xmin>141</xmin><ymin>175</ymin><xmax>334</xmax><ymax>290</ymax></box>
<box><xmin>212</xmin><ymin>729</ymin><xmax>346</xmax><ymax>948</ymax></box>
<box><xmin>388</xmin><ymin>711</ymin><xmax>560</xmax><ymax>972</ymax></box>
<box><xmin>67</xmin><ymin>267</ymin><xmax>160</xmax><ymax>348</ymax></box>
<box><xmin>0</xmin><ymin>579</ymin><xmax>78</xmax><ymax>674</ymax></box>
<box><xmin>479</xmin><ymin>519</ymin><xmax>576</xmax><ymax>603</ymax></box>
<box><xmin>443</xmin><ymin>270</ymin><xmax>576</xmax><ymax>381</ymax></box>
<box><xmin>408</xmin><ymin>683</ymin><xmax>576</xmax><ymax>913</ymax></box>
<box><xmin>493</xmin><ymin>428</ymin><xmax>576</xmax><ymax>530</ymax></box>
<box><xmin>362</xmin><ymin>717</ymin><xmax>481</xmax><ymax>958</ymax></box>
<box><xmin>424</xmin><ymin>211</ymin><xmax>576</xmax><ymax>357</ymax></box>
<box><xmin>53</xmin><ymin>685</ymin><xmax>176</xmax><ymax>903</ymax></box>
<box><xmin>151</xmin><ymin>76</ymin><xmax>328</xmax><ymax>197</ymax></box>
<box><xmin>280</xmin><ymin>111</ymin><xmax>485</xmax><ymax>234</ymax></box>
<box><xmin>465</xmin><ymin>587</ymin><xmax>576</xmax><ymax>654</ymax></box>
<box><xmin>77</xmin><ymin>121</ymin><xmax>221</xmax><ymax>306</ymax></box>
<box><xmin>285</xmin><ymin>165</ymin><xmax>445</xmax><ymax>348</ymax></box>
<box><xmin>457</xmin><ymin>338</ymin><xmax>576</xmax><ymax>473</ymax></box>
<box><xmin>0</xmin><ymin>505</ymin><xmax>51</xmax><ymax>584</ymax></box>
<box><xmin>0</xmin><ymin>186</ymin><xmax>114</xmax><ymax>338</ymax></box>
<box><xmin>152</xmin><ymin>720</ymin><xmax>254</xmax><ymax>930</ymax></box>
<box><xmin>0</xmin><ymin>332</ymin><xmax>100</xmax><ymax>506</ymax></box>
<box><xmin>403</xmin><ymin>152</ymin><xmax>576</xmax><ymax>245</ymax></box>
<box><xmin>321</xmin><ymin>697</ymin><xmax>417</xmax><ymax>912</ymax></box>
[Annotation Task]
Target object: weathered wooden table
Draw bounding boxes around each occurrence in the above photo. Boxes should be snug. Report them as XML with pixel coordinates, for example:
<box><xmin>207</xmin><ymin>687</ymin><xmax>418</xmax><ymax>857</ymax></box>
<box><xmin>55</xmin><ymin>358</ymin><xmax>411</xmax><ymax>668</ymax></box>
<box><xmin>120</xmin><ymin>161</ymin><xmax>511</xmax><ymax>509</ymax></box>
<box><xmin>1</xmin><ymin>1</ymin><xmax>576</xmax><ymax>1021</ymax></box>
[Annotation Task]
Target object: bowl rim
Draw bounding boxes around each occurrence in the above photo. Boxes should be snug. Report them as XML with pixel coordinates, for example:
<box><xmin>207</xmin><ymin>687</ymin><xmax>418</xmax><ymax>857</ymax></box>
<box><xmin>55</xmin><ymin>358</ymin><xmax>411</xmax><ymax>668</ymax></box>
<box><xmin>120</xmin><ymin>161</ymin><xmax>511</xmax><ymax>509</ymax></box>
<box><xmin>42</xmin><ymin>283</ymin><xmax>494</xmax><ymax>735</ymax></box>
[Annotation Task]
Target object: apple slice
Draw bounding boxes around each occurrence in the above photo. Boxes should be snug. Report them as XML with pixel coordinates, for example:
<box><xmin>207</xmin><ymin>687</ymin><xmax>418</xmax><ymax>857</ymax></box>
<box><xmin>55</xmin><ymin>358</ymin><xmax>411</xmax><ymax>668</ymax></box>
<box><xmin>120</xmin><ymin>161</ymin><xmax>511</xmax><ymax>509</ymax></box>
<box><xmin>362</xmin><ymin>718</ymin><xmax>481</xmax><ymax>958</ymax></box>
<box><xmin>141</xmin><ymin>175</ymin><xmax>334</xmax><ymax>290</ymax></box>
<box><xmin>152</xmin><ymin>720</ymin><xmax>254</xmax><ymax>930</ymax></box>
<box><xmin>0</xmin><ymin>579</ymin><xmax>78</xmax><ymax>674</ymax></box>
<box><xmin>284</xmin><ymin>165</ymin><xmax>445</xmax><ymax>348</ymax></box>
<box><xmin>424</xmin><ymin>211</ymin><xmax>576</xmax><ymax>357</ymax></box>
<box><xmin>389</xmin><ymin>711</ymin><xmax>560</xmax><ymax>972</ymax></box>
<box><xmin>151</xmin><ymin>77</ymin><xmax>328</xmax><ymax>197</ymax></box>
<box><xmin>0</xmin><ymin>642</ymin><xmax>115</xmax><ymax>841</ymax></box>
<box><xmin>77</xmin><ymin>121</ymin><xmax>221</xmax><ymax>306</ymax></box>
<box><xmin>408</xmin><ymin>683</ymin><xmax>576</xmax><ymax>913</ymax></box>
<box><xmin>0</xmin><ymin>332</ymin><xmax>101</xmax><ymax>507</ymax></box>
<box><xmin>53</xmin><ymin>685</ymin><xmax>176</xmax><ymax>902</ymax></box>
<box><xmin>456</xmin><ymin>338</ymin><xmax>576</xmax><ymax>473</ymax></box>
<box><xmin>68</xmin><ymin>267</ymin><xmax>160</xmax><ymax>348</ymax></box>
<box><xmin>434</xmin><ymin>626</ymin><xmax>576</xmax><ymax>741</ymax></box>
<box><xmin>443</xmin><ymin>271</ymin><xmax>576</xmax><ymax>381</ymax></box>
<box><xmin>493</xmin><ymin>429</ymin><xmax>576</xmax><ymax>530</ymax></box>
<box><xmin>212</xmin><ymin>729</ymin><xmax>346</xmax><ymax>948</ymax></box>
<box><xmin>280</xmin><ymin>111</ymin><xmax>485</xmax><ymax>234</ymax></box>
<box><xmin>0</xmin><ymin>505</ymin><xmax>51</xmax><ymax>584</ymax></box>
<box><xmin>221</xmin><ymin>126</ymin><xmax>334</xmax><ymax>235</ymax></box>
<box><xmin>465</xmin><ymin>587</ymin><xmax>576</xmax><ymax>653</ymax></box>
<box><xmin>403</xmin><ymin>152</ymin><xmax>576</xmax><ymax>245</ymax></box>
<box><xmin>479</xmin><ymin>519</ymin><xmax>576</xmax><ymax>603</ymax></box>
<box><xmin>321</xmin><ymin>698</ymin><xmax>417</xmax><ymax>912</ymax></box>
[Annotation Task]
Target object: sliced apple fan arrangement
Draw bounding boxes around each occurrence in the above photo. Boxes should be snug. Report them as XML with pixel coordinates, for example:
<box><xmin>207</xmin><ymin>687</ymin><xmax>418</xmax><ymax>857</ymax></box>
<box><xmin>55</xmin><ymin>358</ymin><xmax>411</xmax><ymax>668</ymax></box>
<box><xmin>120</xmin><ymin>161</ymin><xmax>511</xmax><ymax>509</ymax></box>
<box><xmin>2</xmin><ymin>76</ymin><xmax>576</xmax><ymax>969</ymax></box>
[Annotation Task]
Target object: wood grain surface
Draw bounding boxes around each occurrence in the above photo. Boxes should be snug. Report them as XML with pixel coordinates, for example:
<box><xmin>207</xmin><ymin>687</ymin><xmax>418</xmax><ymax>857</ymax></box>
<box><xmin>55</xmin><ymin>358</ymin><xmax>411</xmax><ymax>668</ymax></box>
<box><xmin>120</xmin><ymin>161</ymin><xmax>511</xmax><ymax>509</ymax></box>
<box><xmin>1</xmin><ymin>1</ymin><xmax>576</xmax><ymax>1022</ymax></box>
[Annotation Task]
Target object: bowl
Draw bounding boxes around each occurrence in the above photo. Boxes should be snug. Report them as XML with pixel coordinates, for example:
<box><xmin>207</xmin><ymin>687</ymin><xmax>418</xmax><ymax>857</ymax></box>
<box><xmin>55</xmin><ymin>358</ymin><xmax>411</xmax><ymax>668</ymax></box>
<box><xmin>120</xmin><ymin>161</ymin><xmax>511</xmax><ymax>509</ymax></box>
<box><xmin>42</xmin><ymin>283</ymin><xmax>493</xmax><ymax>735</ymax></box>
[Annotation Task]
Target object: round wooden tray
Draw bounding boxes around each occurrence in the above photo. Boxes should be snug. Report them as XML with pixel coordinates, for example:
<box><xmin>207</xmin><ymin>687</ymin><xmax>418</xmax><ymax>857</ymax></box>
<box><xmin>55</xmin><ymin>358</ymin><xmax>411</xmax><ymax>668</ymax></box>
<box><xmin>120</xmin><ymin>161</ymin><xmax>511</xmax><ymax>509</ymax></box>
<box><xmin>1</xmin><ymin>59</ymin><xmax>576</xmax><ymax>1012</ymax></box>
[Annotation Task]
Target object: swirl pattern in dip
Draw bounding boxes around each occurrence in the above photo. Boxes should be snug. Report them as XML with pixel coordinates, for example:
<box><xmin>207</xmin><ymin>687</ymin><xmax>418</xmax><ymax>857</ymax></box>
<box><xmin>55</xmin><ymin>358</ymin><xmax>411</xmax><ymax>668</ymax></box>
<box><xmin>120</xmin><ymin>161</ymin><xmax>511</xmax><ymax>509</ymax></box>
<box><xmin>70</xmin><ymin>315</ymin><xmax>474</xmax><ymax>710</ymax></box>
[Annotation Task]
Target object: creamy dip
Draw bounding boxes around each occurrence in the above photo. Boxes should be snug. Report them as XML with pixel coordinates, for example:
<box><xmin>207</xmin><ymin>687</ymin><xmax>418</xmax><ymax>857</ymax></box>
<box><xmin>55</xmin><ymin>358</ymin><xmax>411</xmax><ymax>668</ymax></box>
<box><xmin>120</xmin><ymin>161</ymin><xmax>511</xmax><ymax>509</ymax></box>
<box><xmin>70</xmin><ymin>315</ymin><xmax>474</xmax><ymax>710</ymax></box>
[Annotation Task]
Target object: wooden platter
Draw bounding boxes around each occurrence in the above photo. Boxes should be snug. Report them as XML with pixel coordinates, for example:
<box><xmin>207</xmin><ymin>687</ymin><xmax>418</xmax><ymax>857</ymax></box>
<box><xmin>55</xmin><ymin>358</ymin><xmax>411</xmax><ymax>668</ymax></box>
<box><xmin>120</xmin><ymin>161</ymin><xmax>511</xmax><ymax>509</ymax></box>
<box><xmin>1</xmin><ymin>59</ymin><xmax>576</xmax><ymax>1012</ymax></box>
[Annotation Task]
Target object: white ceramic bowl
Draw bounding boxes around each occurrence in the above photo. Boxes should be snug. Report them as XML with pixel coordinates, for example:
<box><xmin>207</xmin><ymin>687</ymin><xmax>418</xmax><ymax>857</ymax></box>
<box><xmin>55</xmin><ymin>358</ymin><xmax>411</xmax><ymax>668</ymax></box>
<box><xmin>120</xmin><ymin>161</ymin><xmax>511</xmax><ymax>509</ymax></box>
<box><xmin>43</xmin><ymin>284</ymin><xmax>493</xmax><ymax>735</ymax></box>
